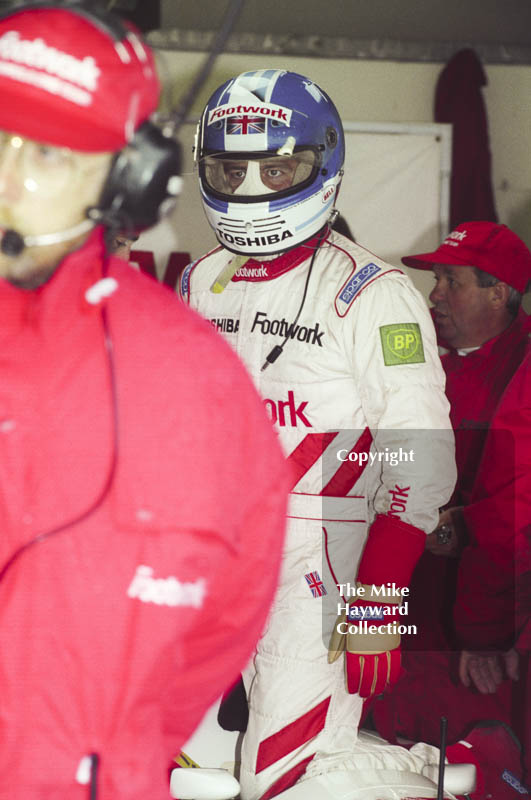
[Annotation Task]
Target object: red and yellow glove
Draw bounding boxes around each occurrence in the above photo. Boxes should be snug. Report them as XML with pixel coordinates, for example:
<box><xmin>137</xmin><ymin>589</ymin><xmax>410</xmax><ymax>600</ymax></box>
<box><xmin>328</xmin><ymin>514</ymin><xmax>425</xmax><ymax>697</ymax></box>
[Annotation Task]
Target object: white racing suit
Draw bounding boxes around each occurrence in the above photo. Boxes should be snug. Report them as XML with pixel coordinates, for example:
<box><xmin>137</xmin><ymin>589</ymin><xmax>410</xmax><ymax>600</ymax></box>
<box><xmin>181</xmin><ymin>229</ymin><xmax>456</xmax><ymax>800</ymax></box>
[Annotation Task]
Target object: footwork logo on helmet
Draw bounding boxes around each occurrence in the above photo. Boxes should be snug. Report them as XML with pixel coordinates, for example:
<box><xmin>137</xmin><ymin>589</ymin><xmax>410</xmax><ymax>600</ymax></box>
<box><xmin>208</xmin><ymin>103</ymin><xmax>292</xmax><ymax>125</ymax></box>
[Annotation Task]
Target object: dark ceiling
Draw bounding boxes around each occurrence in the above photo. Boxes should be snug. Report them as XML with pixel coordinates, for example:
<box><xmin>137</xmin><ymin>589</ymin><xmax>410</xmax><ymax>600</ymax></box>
<box><xmin>3</xmin><ymin>1</ymin><xmax>530</xmax><ymax>63</ymax></box>
<box><xmin>159</xmin><ymin>0</ymin><xmax>531</xmax><ymax>47</ymax></box>
<box><xmin>137</xmin><ymin>0</ymin><xmax>531</xmax><ymax>64</ymax></box>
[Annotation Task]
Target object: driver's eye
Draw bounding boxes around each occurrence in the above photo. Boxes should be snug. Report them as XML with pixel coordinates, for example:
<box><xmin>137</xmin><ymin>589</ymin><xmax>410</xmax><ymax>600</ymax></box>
<box><xmin>225</xmin><ymin>165</ymin><xmax>247</xmax><ymax>184</ymax></box>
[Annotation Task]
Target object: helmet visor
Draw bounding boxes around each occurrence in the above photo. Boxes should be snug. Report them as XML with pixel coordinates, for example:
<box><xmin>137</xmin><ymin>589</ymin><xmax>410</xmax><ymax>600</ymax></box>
<box><xmin>201</xmin><ymin>149</ymin><xmax>318</xmax><ymax>201</ymax></box>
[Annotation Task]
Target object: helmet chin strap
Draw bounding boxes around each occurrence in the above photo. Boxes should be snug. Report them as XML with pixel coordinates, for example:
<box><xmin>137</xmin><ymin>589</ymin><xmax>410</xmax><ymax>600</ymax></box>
<box><xmin>0</xmin><ymin>218</ymin><xmax>97</xmax><ymax>257</ymax></box>
<box><xmin>233</xmin><ymin>161</ymin><xmax>274</xmax><ymax>196</ymax></box>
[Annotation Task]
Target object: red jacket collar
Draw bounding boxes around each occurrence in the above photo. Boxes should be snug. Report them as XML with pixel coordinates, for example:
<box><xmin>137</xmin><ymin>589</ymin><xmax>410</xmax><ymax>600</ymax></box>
<box><xmin>230</xmin><ymin>229</ymin><xmax>330</xmax><ymax>283</ymax></box>
<box><xmin>444</xmin><ymin>307</ymin><xmax>530</xmax><ymax>366</ymax></box>
<box><xmin>0</xmin><ymin>227</ymin><xmax>107</xmax><ymax>330</ymax></box>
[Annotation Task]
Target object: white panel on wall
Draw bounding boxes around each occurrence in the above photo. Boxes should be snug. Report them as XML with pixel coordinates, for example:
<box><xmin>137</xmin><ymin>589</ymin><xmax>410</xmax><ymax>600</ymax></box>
<box><xmin>340</xmin><ymin>123</ymin><xmax>451</xmax><ymax>264</ymax></box>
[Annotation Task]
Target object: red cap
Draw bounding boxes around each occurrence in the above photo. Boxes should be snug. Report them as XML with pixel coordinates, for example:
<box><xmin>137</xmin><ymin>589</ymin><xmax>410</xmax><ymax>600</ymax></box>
<box><xmin>402</xmin><ymin>222</ymin><xmax>531</xmax><ymax>293</ymax></box>
<box><xmin>0</xmin><ymin>7</ymin><xmax>160</xmax><ymax>152</ymax></box>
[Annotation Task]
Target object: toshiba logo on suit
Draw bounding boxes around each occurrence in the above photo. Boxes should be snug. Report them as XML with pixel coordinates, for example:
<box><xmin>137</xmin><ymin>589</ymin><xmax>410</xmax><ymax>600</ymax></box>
<box><xmin>210</xmin><ymin>317</ymin><xmax>240</xmax><ymax>333</ymax></box>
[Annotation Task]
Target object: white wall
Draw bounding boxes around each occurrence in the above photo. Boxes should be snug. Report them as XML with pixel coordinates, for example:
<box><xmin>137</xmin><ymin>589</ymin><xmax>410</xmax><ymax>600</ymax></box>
<box><xmin>149</xmin><ymin>50</ymin><xmax>531</xmax><ymax>305</ymax></box>
<box><xmin>485</xmin><ymin>66</ymin><xmax>531</xmax><ymax>245</ymax></box>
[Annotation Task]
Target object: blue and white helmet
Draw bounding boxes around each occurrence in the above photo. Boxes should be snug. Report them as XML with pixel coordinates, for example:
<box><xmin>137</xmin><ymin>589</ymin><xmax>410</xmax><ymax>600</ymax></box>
<box><xmin>196</xmin><ymin>69</ymin><xmax>345</xmax><ymax>256</ymax></box>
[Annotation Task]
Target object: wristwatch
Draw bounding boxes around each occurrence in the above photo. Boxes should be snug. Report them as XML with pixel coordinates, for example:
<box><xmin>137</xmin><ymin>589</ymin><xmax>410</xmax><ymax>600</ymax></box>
<box><xmin>435</xmin><ymin>523</ymin><xmax>452</xmax><ymax>545</ymax></box>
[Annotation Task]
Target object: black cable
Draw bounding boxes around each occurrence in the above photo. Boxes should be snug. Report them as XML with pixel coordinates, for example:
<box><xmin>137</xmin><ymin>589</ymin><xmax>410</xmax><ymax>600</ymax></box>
<box><xmin>261</xmin><ymin>226</ymin><xmax>329</xmax><ymax>371</ymax></box>
<box><xmin>0</xmin><ymin>266</ymin><xmax>118</xmax><ymax>795</ymax></box>
<box><xmin>89</xmin><ymin>753</ymin><xmax>100</xmax><ymax>800</ymax></box>
<box><xmin>437</xmin><ymin>716</ymin><xmax>448</xmax><ymax>800</ymax></box>
<box><xmin>171</xmin><ymin>0</ymin><xmax>246</xmax><ymax>130</ymax></box>
<box><xmin>0</xmin><ymin>269</ymin><xmax>119</xmax><ymax>585</ymax></box>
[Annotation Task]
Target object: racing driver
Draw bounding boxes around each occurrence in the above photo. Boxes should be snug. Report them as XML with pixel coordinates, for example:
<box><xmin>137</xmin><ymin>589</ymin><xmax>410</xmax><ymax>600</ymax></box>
<box><xmin>181</xmin><ymin>69</ymin><xmax>457</xmax><ymax>800</ymax></box>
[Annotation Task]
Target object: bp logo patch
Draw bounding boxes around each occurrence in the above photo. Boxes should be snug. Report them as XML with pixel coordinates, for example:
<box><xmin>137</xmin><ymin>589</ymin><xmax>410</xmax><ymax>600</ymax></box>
<box><xmin>379</xmin><ymin>323</ymin><xmax>425</xmax><ymax>365</ymax></box>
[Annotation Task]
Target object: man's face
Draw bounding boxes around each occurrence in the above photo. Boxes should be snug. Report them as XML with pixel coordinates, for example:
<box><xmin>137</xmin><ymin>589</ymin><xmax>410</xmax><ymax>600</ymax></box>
<box><xmin>203</xmin><ymin>149</ymin><xmax>316</xmax><ymax>200</ymax></box>
<box><xmin>0</xmin><ymin>131</ymin><xmax>112</xmax><ymax>287</ymax></box>
<box><xmin>428</xmin><ymin>264</ymin><xmax>500</xmax><ymax>349</ymax></box>
<box><xmin>223</xmin><ymin>157</ymin><xmax>299</xmax><ymax>194</ymax></box>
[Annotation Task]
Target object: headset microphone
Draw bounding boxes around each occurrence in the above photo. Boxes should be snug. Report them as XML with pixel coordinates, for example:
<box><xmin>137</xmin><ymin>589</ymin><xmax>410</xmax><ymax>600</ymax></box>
<box><xmin>0</xmin><ymin>230</ymin><xmax>25</xmax><ymax>257</ymax></box>
<box><xmin>0</xmin><ymin>218</ymin><xmax>98</xmax><ymax>257</ymax></box>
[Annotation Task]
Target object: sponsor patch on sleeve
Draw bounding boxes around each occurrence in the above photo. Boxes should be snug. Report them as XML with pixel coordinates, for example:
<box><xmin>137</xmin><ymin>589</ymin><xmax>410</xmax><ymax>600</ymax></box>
<box><xmin>335</xmin><ymin>262</ymin><xmax>381</xmax><ymax>316</ymax></box>
<box><xmin>502</xmin><ymin>769</ymin><xmax>529</xmax><ymax>794</ymax></box>
<box><xmin>379</xmin><ymin>322</ymin><xmax>425</xmax><ymax>365</ymax></box>
<box><xmin>179</xmin><ymin>261</ymin><xmax>196</xmax><ymax>300</ymax></box>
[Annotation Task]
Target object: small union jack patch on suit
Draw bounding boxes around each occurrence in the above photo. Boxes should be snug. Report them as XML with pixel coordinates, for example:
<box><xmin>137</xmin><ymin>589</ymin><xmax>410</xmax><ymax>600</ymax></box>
<box><xmin>305</xmin><ymin>571</ymin><xmax>327</xmax><ymax>597</ymax></box>
<box><xmin>227</xmin><ymin>115</ymin><xmax>265</xmax><ymax>135</ymax></box>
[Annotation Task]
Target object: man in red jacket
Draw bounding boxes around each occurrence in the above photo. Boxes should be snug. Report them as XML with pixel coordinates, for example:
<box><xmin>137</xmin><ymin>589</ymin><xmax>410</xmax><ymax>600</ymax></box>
<box><xmin>455</xmin><ymin>350</ymin><xmax>530</xmax><ymax>780</ymax></box>
<box><xmin>0</xmin><ymin>5</ymin><xmax>287</xmax><ymax>799</ymax></box>
<box><xmin>372</xmin><ymin>222</ymin><xmax>531</xmax><ymax>751</ymax></box>
<box><xmin>405</xmin><ymin>222</ymin><xmax>531</xmax><ymax>513</ymax></box>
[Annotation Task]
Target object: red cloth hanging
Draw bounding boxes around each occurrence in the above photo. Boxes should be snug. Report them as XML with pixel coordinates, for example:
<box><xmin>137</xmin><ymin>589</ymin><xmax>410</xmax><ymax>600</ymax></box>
<box><xmin>435</xmin><ymin>48</ymin><xmax>498</xmax><ymax>229</ymax></box>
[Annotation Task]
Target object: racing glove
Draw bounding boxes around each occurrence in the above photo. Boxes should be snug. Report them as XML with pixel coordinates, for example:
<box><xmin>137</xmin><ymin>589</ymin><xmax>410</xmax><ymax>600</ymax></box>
<box><xmin>328</xmin><ymin>513</ymin><xmax>425</xmax><ymax>697</ymax></box>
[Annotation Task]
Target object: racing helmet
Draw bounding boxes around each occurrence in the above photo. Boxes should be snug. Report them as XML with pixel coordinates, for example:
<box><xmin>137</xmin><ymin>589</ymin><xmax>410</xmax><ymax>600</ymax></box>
<box><xmin>196</xmin><ymin>69</ymin><xmax>345</xmax><ymax>256</ymax></box>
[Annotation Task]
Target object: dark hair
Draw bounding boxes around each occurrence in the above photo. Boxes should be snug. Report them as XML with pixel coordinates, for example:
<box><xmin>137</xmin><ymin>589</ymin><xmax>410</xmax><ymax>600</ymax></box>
<box><xmin>474</xmin><ymin>267</ymin><xmax>521</xmax><ymax>317</ymax></box>
<box><xmin>332</xmin><ymin>213</ymin><xmax>355</xmax><ymax>242</ymax></box>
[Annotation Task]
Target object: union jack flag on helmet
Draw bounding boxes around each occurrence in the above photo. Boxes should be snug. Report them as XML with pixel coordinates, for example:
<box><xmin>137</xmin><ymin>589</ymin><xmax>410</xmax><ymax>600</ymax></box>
<box><xmin>227</xmin><ymin>115</ymin><xmax>266</xmax><ymax>135</ymax></box>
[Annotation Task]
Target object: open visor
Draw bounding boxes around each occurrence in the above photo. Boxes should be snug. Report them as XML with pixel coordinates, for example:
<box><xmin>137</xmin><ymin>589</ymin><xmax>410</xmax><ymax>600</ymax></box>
<box><xmin>201</xmin><ymin>149</ymin><xmax>319</xmax><ymax>201</ymax></box>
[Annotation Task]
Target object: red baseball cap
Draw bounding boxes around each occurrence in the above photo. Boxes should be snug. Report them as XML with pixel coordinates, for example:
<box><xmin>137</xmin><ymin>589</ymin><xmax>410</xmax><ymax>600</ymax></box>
<box><xmin>402</xmin><ymin>221</ymin><xmax>531</xmax><ymax>293</ymax></box>
<box><xmin>0</xmin><ymin>6</ymin><xmax>160</xmax><ymax>152</ymax></box>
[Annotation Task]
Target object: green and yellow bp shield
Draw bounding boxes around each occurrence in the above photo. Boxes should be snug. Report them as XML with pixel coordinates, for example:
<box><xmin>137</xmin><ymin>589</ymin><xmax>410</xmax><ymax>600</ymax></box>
<box><xmin>379</xmin><ymin>322</ymin><xmax>425</xmax><ymax>366</ymax></box>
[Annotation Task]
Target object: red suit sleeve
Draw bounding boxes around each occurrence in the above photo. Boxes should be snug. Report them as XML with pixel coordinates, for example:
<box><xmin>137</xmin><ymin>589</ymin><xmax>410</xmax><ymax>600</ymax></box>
<box><xmin>457</xmin><ymin>351</ymin><xmax>531</xmax><ymax>649</ymax></box>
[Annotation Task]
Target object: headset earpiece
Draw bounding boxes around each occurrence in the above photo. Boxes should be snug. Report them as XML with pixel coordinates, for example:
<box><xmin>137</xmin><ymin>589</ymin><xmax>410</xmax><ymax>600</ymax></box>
<box><xmin>97</xmin><ymin>120</ymin><xmax>182</xmax><ymax>233</ymax></box>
